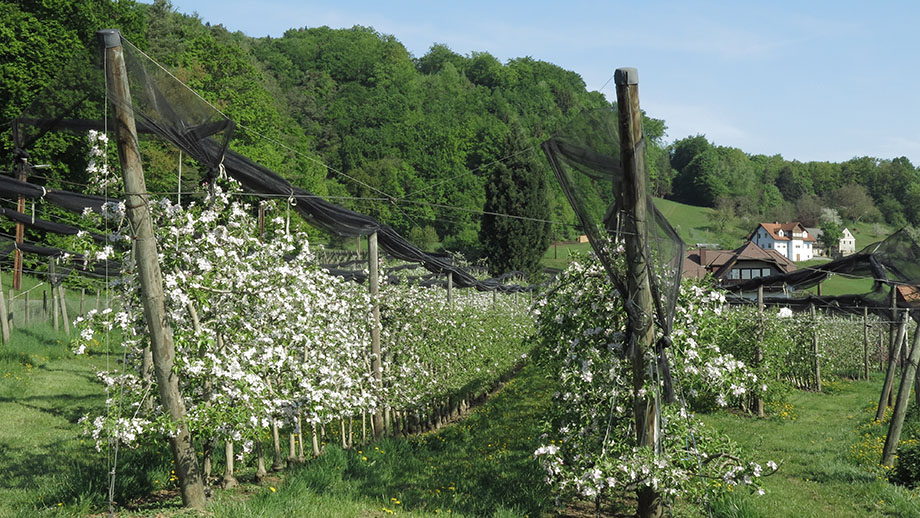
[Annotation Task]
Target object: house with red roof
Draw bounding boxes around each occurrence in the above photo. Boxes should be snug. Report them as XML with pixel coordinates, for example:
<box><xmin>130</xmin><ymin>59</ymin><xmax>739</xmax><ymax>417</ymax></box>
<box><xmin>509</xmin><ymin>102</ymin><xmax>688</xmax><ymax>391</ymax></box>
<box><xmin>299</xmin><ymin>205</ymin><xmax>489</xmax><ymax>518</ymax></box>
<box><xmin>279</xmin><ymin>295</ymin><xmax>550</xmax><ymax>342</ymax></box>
<box><xmin>749</xmin><ymin>222</ymin><xmax>816</xmax><ymax>262</ymax></box>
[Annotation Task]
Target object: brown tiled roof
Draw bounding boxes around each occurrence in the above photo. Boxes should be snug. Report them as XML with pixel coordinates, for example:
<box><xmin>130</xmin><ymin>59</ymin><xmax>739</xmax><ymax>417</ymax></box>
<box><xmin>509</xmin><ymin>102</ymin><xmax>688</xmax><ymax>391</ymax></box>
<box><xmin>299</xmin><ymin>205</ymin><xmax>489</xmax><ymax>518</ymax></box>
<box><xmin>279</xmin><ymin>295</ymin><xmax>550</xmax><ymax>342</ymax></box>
<box><xmin>751</xmin><ymin>222</ymin><xmax>817</xmax><ymax>243</ymax></box>
<box><xmin>683</xmin><ymin>241</ymin><xmax>796</xmax><ymax>280</ymax></box>
<box><xmin>896</xmin><ymin>285</ymin><xmax>920</xmax><ymax>307</ymax></box>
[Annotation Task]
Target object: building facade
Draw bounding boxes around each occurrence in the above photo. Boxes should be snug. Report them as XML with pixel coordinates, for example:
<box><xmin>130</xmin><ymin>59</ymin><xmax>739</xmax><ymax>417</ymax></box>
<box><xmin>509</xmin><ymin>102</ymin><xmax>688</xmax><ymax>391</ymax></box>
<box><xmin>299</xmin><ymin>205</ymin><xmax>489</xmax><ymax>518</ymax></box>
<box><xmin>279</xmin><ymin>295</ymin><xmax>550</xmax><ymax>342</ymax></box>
<box><xmin>749</xmin><ymin>222</ymin><xmax>816</xmax><ymax>262</ymax></box>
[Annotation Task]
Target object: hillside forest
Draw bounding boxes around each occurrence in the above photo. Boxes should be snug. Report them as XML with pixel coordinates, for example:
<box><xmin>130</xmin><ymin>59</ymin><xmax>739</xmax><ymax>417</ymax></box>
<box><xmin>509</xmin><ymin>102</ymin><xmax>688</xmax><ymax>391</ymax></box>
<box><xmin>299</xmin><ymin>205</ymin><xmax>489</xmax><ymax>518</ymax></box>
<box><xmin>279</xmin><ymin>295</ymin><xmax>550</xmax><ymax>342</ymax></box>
<box><xmin>2</xmin><ymin>0</ymin><xmax>919</xmax><ymax>274</ymax></box>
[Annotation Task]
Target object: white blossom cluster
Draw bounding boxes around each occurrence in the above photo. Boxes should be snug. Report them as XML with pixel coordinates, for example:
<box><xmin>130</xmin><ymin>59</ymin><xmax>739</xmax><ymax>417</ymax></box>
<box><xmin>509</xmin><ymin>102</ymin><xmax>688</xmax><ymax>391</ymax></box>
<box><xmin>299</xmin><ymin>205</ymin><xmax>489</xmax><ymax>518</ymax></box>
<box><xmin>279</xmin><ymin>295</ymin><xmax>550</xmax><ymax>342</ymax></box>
<box><xmin>533</xmin><ymin>253</ymin><xmax>774</xmax><ymax>505</ymax></box>
<box><xmin>71</xmin><ymin>181</ymin><xmax>533</xmax><ymax>453</ymax></box>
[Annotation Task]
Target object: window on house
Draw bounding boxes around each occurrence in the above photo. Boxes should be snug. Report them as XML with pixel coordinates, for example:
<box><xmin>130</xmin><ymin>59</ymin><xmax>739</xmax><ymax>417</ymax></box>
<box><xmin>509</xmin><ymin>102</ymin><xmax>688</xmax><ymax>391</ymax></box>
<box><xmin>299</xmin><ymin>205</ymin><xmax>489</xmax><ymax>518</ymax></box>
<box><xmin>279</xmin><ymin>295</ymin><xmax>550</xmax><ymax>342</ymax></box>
<box><xmin>741</xmin><ymin>269</ymin><xmax>752</xmax><ymax>280</ymax></box>
<box><xmin>729</xmin><ymin>269</ymin><xmax>740</xmax><ymax>280</ymax></box>
<box><xmin>762</xmin><ymin>268</ymin><xmax>771</xmax><ymax>277</ymax></box>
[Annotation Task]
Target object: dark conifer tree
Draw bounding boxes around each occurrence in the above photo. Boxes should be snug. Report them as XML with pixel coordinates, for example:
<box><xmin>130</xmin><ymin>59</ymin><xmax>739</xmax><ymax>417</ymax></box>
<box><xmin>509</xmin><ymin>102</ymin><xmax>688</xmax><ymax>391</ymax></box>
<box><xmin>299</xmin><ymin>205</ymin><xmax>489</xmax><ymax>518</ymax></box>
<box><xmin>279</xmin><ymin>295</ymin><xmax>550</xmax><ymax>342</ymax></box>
<box><xmin>479</xmin><ymin>125</ymin><xmax>551</xmax><ymax>276</ymax></box>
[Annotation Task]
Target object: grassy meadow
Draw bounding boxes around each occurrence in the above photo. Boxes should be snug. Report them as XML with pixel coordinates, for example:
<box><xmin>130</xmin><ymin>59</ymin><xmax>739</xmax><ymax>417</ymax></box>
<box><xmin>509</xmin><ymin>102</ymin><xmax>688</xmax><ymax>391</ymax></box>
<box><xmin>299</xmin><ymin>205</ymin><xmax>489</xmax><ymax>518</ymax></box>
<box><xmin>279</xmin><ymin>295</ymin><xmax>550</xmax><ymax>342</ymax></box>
<box><xmin>2</xmin><ymin>314</ymin><xmax>920</xmax><ymax>516</ymax></box>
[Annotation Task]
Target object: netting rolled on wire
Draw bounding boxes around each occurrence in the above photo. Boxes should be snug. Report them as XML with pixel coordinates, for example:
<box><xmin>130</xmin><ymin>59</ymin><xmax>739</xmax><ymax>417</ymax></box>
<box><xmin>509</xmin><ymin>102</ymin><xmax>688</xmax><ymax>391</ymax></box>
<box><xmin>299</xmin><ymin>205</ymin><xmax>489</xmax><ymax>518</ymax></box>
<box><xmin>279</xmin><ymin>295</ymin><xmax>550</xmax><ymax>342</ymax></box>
<box><xmin>9</xmin><ymin>31</ymin><xmax>531</xmax><ymax>292</ymax></box>
<box><xmin>541</xmin><ymin>107</ymin><xmax>686</xmax><ymax>400</ymax></box>
<box><xmin>726</xmin><ymin>228</ymin><xmax>920</xmax><ymax>321</ymax></box>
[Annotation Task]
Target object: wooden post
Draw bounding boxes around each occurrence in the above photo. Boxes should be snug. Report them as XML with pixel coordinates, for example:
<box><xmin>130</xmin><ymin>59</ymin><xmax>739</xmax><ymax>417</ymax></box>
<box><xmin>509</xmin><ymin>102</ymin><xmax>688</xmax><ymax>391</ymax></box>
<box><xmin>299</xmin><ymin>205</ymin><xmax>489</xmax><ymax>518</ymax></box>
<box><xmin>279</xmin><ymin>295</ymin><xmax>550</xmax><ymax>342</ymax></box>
<box><xmin>13</xmin><ymin>150</ymin><xmax>28</xmax><ymax>291</ymax></box>
<box><xmin>755</xmin><ymin>285</ymin><xmax>765</xmax><ymax>417</ymax></box>
<box><xmin>50</xmin><ymin>259</ymin><xmax>59</xmax><ymax>331</ymax></box>
<box><xmin>812</xmin><ymin>304</ymin><xmax>821</xmax><ymax>392</ymax></box>
<box><xmin>99</xmin><ymin>29</ymin><xmax>206</xmax><ymax>508</ymax></box>
<box><xmin>58</xmin><ymin>284</ymin><xmax>69</xmax><ymax>334</ymax></box>
<box><xmin>0</xmin><ymin>270</ymin><xmax>10</xmax><ymax>344</ymax></box>
<box><xmin>80</xmin><ymin>288</ymin><xmax>85</xmax><ymax>315</ymax></box>
<box><xmin>369</xmin><ymin>231</ymin><xmax>384</xmax><ymax>437</ymax></box>
<box><xmin>447</xmin><ymin>272</ymin><xmax>453</xmax><ymax>310</ymax></box>
<box><xmin>42</xmin><ymin>289</ymin><xmax>48</xmax><ymax>322</ymax></box>
<box><xmin>615</xmin><ymin>67</ymin><xmax>662</xmax><ymax>518</ymax></box>
<box><xmin>258</xmin><ymin>202</ymin><xmax>265</xmax><ymax>242</ymax></box>
<box><xmin>877</xmin><ymin>309</ymin><xmax>909</xmax><ymax>421</ymax></box>
<box><xmin>882</xmin><ymin>319</ymin><xmax>920</xmax><ymax>466</ymax></box>
<box><xmin>864</xmin><ymin>307</ymin><xmax>870</xmax><ymax>380</ymax></box>
<box><xmin>7</xmin><ymin>289</ymin><xmax>13</xmax><ymax>329</ymax></box>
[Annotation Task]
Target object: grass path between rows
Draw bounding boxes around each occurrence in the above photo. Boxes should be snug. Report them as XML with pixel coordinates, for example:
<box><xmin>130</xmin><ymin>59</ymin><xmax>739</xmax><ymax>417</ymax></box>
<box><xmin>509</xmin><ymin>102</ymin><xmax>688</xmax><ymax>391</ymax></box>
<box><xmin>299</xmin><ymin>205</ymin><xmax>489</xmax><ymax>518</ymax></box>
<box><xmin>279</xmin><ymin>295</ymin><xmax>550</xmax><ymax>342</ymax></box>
<box><xmin>699</xmin><ymin>377</ymin><xmax>920</xmax><ymax>517</ymax></box>
<box><xmin>3</xmin><ymin>324</ymin><xmax>920</xmax><ymax>517</ymax></box>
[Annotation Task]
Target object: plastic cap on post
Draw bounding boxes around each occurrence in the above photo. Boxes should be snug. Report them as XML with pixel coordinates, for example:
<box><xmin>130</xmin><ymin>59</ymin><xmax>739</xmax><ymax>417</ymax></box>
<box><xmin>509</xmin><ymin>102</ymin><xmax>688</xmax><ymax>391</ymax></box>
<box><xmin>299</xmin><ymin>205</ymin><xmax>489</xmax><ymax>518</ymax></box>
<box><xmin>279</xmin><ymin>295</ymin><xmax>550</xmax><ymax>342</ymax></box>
<box><xmin>614</xmin><ymin>68</ymin><xmax>638</xmax><ymax>86</ymax></box>
<box><xmin>98</xmin><ymin>29</ymin><xmax>122</xmax><ymax>49</ymax></box>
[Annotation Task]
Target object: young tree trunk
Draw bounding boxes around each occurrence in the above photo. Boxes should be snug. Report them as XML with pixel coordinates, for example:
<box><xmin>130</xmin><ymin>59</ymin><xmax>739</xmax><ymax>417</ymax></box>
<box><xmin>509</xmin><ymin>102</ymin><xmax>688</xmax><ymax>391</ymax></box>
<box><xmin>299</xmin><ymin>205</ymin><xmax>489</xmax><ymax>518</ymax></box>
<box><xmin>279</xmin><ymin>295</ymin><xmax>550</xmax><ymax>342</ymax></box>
<box><xmin>271</xmin><ymin>421</ymin><xmax>284</xmax><ymax>471</ymax></box>
<box><xmin>255</xmin><ymin>438</ymin><xmax>268</xmax><ymax>482</ymax></box>
<box><xmin>297</xmin><ymin>415</ymin><xmax>306</xmax><ymax>462</ymax></box>
<box><xmin>221</xmin><ymin>441</ymin><xmax>238</xmax><ymax>489</ymax></box>
<box><xmin>312</xmin><ymin>423</ymin><xmax>321</xmax><ymax>457</ymax></box>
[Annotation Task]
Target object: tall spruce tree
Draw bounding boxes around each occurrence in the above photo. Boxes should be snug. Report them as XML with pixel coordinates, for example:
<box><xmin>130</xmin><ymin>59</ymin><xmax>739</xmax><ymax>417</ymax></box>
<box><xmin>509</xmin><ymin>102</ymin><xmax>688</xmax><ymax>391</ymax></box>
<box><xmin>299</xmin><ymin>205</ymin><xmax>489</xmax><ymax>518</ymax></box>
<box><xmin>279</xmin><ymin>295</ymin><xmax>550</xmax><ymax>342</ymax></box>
<box><xmin>480</xmin><ymin>125</ymin><xmax>551</xmax><ymax>276</ymax></box>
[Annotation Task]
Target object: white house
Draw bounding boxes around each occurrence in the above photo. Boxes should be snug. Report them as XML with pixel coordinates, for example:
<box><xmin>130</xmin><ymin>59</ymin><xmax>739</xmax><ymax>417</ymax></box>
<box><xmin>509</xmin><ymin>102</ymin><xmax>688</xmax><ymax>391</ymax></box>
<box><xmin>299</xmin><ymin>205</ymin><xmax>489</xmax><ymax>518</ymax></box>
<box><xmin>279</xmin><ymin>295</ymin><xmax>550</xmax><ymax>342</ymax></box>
<box><xmin>839</xmin><ymin>228</ymin><xmax>856</xmax><ymax>256</ymax></box>
<box><xmin>749</xmin><ymin>222</ymin><xmax>816</xmax><ymax>262</ymax></box>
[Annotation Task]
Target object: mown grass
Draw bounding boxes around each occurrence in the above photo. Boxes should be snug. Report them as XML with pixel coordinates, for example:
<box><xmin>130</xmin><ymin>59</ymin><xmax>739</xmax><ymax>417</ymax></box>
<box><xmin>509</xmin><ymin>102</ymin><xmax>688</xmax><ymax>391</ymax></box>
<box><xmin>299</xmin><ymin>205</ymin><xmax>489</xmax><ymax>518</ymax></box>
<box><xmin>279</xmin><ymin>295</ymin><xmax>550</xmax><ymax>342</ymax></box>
<box><xmin>0</xmin><ymin>320</ymin><xmax>175</xmax><ymax>518</ymax></box>
<box><xmin>695</xmin><ymin>376</ymin><xmax>920</xmax><ymax>518</ymax></box>
<box><xmin>207</xmin><ymin>359</ymin><xmax>556</xmax><ymax>518</ymax></box>
<box><xmin>3</xmin><ymin>303</ymin><xmax>920</xmax><ymax>517</ymax></box>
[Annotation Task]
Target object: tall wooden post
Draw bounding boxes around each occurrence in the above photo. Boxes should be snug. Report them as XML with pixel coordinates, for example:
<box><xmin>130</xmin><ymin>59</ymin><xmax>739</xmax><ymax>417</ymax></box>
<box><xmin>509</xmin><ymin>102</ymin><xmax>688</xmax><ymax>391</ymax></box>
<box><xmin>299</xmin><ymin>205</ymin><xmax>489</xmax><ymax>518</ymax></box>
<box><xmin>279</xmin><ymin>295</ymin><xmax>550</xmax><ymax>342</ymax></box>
<box><xmin>0</xmin><ymin>270</ymin><xmax>10</xmax><ymax>344</ymax></box>
<box><xmin>13</xmin><ymin>156</ymin><xmax>27</xmax><ymax>291</ymax></box>
<box><xmin>812</xmin><ymin>304</ymin><xmax>821</xmax><ymax>392</ymax></box>
<box><xmin>7</xmin><ymin>289</ymin><xmax>13</xmax><ymax>330</ymax></box>
<box><xmin>98</xmin><ymin>29</ymin><xmax>205</xmax><ymax>508</ymax></box>
<box><xmin>50</xmin><ymin>258</ymin><xmax>59</xmax><ymax>331</ymax></box>
<box><xmin>877</xmin><ymin>309</ymin><xmax>908</xmax><ymax>421</ymax></box>
<box><xmin>615</xmin><ymin>67</ymin><xmax>662</xmax><ymax>518</ymax></box>
<box><xmin>882</xmin><ymin>319</ymin><xmax>920</xmax><ymax>466</ymax></box>
<box><xmin>369</xmin><ymin>231</ymin><xmax>384</xmax><ymax>437</ymax></box>
<box><xmin>58</xmin><ymin>284</ymin><xmax>70</xmax><ymax>334</ymax></box>
<box><xmin>447</xmin><ymin>272</ymin><xmax>453</xmax><ymax>310</ymax></box>
<box><xmin>864</xmin><ymin>307</ymin><xmax>870</xmax><ymax>380</ymax></box>
<box><xmin>755</xmin><ymin>285</ymin><xmax>765</xmax><ymax>417</ymax></box>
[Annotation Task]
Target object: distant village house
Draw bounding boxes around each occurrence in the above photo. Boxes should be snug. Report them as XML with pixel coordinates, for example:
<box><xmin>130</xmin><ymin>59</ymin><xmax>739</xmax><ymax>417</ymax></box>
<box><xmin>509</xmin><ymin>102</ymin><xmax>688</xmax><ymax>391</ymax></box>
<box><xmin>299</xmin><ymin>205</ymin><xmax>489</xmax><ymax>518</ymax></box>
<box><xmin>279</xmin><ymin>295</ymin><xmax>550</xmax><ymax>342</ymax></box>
<box><xmin>749</xmin><ymin>222</ymin><xmax>815</xmax><ymax>262</ymax></box>
<box><xmin>804</xmin><ymin>226</ymin><xmax>857</xmax><ymax>257</ymax></box>
<box><xmin>683</xmin><ymin>241</ymin><xmax>796</xmax><ymax>287</ymax></box>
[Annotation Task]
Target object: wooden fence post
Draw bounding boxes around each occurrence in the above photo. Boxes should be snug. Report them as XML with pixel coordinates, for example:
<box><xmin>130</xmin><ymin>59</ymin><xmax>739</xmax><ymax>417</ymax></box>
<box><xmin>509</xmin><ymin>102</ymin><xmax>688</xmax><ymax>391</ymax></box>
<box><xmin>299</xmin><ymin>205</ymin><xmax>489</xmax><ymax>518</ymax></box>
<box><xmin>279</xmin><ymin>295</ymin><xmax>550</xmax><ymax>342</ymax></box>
<box><xmin>369</xmin><ymin>231</ymin><xmax>384</xmax><ymax>437</ymax></box>
<box><xmin>812</xmin><ymin>304</ymin><xmax>821</xmax><ymax>392</ymax></box>
<box><xmin>864</xmin><ymin>307</ymin><xmax>870</xmax><ymax>380</ymax></box>
<box><xmin>99</xmin><ymin>28</ymin><xmax>205</xmax><ymax>508</ymax></box>
<box><xmin>615</xmin><ymin>67</ymin><xmax>662</xmax><ymax>518</ymax></box>
<box><xmin>80</xmin><ymin>288</ymin><xmax>85</xmax><ymax>315</ymax></box>
<box><xmin>755</xmin><ymin>285</ymin><xmax>765</xmax><ymax>416</ymax></box>
<box><xmin>877</xmin><ymin>309</ymin><xmax>909</xmax><ymax>421</ymax></box>
<box><xmin>447</xmin><ymin>272</ymin><xmax>453</xmax><ymax>310</ymax></box>
<box><xmin>58</xmin><ymin>284</ymin><xmax>69</xmax><ymax>334</ymax></box>
<box><xmin>50</xmin><ymin>259</ymin><xmax>59</xmax><ymax>331</ymax></box>
<box><xmin>882</xmin><ymin>319</ymin><xmax>920</xmax><ymax>466</ymax></box>
<box><xmin>0</xmin><ymin>270</ymin><xmax>10</xmax><ymax>344</ymax></box>
<box><xmin>8</xmin><ymin>289</ymin><xmax>13</xmax><ymax>329</ymax></box>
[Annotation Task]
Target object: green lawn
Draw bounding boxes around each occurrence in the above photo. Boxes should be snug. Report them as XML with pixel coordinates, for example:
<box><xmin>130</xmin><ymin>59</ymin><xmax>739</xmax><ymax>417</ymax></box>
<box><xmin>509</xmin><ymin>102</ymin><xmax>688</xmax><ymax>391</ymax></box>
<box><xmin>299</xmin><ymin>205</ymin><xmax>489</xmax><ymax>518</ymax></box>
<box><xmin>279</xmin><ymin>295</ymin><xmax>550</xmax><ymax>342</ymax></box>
<box><xmin>2</xmin><ymin>314</ymin><xmax>919</xmax><ymax>517</ymax></box>
<box><xmin>697</xmin><ymin>376</ymin><xmax>920</xmax><ymax>517</ymax></box>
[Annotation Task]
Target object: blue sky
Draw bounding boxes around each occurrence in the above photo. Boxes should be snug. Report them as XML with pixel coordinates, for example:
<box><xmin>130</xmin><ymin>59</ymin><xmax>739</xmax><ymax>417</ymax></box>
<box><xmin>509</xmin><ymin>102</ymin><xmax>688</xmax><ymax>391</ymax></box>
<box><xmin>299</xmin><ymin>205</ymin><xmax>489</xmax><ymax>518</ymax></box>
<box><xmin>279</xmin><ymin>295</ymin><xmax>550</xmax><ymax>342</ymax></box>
<box><xmin>164</xmin><ymin>1</ymin><xmax>920</xmax><ymax>165</ymax></box>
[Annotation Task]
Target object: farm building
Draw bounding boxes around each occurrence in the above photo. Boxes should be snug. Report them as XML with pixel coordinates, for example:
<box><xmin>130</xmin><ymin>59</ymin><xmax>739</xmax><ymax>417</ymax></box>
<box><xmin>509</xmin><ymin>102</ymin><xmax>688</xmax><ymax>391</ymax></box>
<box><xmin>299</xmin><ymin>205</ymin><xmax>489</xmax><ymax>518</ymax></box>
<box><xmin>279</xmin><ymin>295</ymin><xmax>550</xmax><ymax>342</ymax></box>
<box><xmin>683</xmin><ymin>241</ymin><xmax>796</xmax><ymax>287</ymax></box>
<box><xmin>749</xmin><ymin>222</ymin><xmax>815</xmax><ymax>262</ymax></box>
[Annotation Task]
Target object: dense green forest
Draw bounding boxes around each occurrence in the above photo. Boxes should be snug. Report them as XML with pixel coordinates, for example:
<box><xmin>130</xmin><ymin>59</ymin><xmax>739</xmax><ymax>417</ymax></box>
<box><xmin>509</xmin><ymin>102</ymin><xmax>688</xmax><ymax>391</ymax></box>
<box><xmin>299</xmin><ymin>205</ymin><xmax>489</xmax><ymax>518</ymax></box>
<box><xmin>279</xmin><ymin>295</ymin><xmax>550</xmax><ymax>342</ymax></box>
<box><xmin>2</xmin><ymin>0</ymin><xmax>919</xmax><ymax>273</ymax></box>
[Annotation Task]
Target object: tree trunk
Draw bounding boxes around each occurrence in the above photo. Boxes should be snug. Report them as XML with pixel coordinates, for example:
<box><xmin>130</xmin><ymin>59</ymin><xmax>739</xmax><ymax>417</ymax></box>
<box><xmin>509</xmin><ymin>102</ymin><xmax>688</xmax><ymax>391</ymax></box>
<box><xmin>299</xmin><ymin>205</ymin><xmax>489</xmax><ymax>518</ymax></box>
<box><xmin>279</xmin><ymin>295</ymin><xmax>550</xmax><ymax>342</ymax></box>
<box><xmin>221</xmin><ymin>441</ymin><xmax>238</xmax><ymax>489</ymax></box>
